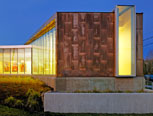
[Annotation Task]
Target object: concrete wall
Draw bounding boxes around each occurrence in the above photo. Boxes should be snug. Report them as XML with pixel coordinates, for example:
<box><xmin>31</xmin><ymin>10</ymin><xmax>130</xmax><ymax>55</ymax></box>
<box><xmin>33</xmin><ymin>76</ymin><xmax>56</xmax><ymax>90</ymax></box>
<box><xmin>56</xmin><ymin>77</ymin><xmax>145</xmax><ymax>92</ymax></box>
<box><xmin>44</xmin><ymin>93</ymin><xmax>153</xmax><ymax>114</ymax></box>
<box><xmin>34</xmin><ymin>76</ymin><xmax>145</xmax><ymax>92</ymax></box>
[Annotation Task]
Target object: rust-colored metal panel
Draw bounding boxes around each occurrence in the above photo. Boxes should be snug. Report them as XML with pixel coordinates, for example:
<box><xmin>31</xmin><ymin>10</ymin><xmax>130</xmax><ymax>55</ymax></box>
<box><xmin>136</xmin><ymin>13</ymin><xmax>143</xmax><ymax>76</ymax></box>
<box><xmin>56</xmin><ymin>12</ymin><xmax>143</xmax><ymax>77</ymax></box>
<box><xmin>57</xmin><ymin>12</ymin><xmax>115</xmax><ymax>77</ymax></box>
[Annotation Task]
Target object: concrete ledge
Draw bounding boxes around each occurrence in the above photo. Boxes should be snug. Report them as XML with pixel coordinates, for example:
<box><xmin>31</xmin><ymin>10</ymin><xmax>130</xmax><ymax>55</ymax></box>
<box><xmin>44</xmin><ymin>93</ymin><xmax>153</xmax><ymax>114</ymax></box>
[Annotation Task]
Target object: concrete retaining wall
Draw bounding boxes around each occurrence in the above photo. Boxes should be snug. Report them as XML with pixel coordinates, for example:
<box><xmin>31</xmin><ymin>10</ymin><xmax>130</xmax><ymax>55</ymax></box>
<box><xmin>44</xmin><ymin>93</ymin><xmax>153</xmax><ymax>114</ymax></box>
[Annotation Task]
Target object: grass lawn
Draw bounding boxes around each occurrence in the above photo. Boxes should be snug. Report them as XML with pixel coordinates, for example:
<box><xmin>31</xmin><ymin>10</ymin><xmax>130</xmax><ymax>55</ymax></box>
<box><xmin>0</xmin><ymin>105</ymin><xmax>153</xmax><ymax>116</ymax></box>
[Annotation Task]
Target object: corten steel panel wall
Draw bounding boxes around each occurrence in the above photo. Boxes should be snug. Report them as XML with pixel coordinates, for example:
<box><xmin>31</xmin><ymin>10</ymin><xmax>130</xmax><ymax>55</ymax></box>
<box><xmin>136</xmin><ymin>13</ymin><xmax>143</xmax><ymax>76</ymax></box>
<box><xmin>57</xmin><ymin>12</ymin><xmax>115</xmax><ymax>77</ymax></box>
<box><xmin>56</xmin><ymin>12</ymin><xmax>143</xmax><ymax>77</ymax></box>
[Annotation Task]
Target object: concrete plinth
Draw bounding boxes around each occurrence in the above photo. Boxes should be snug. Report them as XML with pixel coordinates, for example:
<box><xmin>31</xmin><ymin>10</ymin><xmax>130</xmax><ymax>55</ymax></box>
<box><xmin>34</xmin><ymin>76</ymin><xmax>145</xmax><ymax>92</ymax></box>
<box><xmin>44</xmin><ymin>93</ymin><xmax>153</xmax><ymax>113</ymax></box>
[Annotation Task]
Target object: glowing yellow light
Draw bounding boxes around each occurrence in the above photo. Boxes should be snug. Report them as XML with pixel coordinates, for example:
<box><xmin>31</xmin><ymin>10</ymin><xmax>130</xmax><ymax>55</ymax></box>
<box><xmin>118</xmin><ymin>25</ymin><xmax>131</xmax><ymax>75</ymax></box>
<box><xmin>117</xmin><ymin>6</ymin><xmax>134</xmax><ymax>76</ymax></box>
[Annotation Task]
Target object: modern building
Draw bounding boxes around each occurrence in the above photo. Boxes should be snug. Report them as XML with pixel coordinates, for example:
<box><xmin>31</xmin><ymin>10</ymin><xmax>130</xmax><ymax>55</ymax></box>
<box><xmin>0</xmin><ymin>5</ymin><xmax>144</xmax><ymax>92</ymax></box>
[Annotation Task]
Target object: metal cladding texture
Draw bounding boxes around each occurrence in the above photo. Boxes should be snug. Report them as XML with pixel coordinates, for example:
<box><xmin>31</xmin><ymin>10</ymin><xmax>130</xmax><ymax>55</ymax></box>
<box><xmin>57</xmin><ymin>13</ymin><xmax>115</xmax><ymax>77</ymax></box>
<box><xmin>136</xmin><ymin>13</ymin><xmax>143</xmax><ymax>76</ymax></box>
<box><xmin>56</xmin><ymin>12</ymin><xmax>143</xmax><ymax>77</ymax></box>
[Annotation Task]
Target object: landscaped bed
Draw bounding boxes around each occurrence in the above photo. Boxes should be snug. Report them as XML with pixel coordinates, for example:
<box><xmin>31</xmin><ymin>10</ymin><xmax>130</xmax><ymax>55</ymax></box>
<box><xmin>0</xmin><ymin>75</ymin><xmax>51</xmax><ymax>112</ymax></box>
<box><xmin>0</xmin><ymin>76</ymin><xmax>51</xmax><ymax>103</ymax></box>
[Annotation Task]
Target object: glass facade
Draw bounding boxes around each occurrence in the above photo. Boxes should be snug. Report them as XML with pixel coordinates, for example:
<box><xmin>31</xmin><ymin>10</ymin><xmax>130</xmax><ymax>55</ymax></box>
<box><xmin>11</xmin><ymin>49</ymin><xmax>18</xmax><ymax>74</ymax></box>
<box><xmin>0</xmin><ymin>49</ymin><xmax>3</xmax><ymax>74</ymax></box>
<box><xmin>31</xmin><ymin>28</ymin><xmax>56</xmax><ymax>75</ymax></box>
<box><xmin>115</xmin><ymin>5</ymin><xmax>136</xmax><ymax>76</ymax></box>
<box><xmin>0</xmin><ymin>47</ymin><xmax>32</xmax><ymax>74</ymax></box>
<box><xmin>18</xmin><ymin>49</ymin><xmax>25</xmax><ymax>74</ymax></box>
<box><xmin>25</xmin><ymin>48</ymin><xmax>31</xmax><ymax>74</ymax></box>
<box><xmin>4</xmin><ymin>49</ymin><xmax>11</xmax><ymax>74</ymax></box>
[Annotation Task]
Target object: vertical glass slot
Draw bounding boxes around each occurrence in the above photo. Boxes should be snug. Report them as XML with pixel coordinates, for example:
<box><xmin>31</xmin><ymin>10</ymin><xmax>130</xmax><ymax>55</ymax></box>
<box><xmin>115</xmin><ymin>5</ymin><xmax>136</xmax><ymax>76</ymax></box>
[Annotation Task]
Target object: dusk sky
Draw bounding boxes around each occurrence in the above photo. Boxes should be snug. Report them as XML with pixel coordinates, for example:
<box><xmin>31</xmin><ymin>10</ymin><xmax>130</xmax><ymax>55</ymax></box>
<box><xmin>0</xmin><ymin>0</ymin><xmax>152</xmax><ymax>59</ymax></box>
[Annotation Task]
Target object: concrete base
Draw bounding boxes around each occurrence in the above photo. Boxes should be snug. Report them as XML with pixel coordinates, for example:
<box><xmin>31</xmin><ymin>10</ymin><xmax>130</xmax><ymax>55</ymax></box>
<box><xmin>44</xmin><ymin>93</ymin><xmax>153</xmax><ymax>114</ymax></box>
<box><xmin>34</xmin><ymin>76</ymin><xmax>145</xmax><ymax>92</ymax></box>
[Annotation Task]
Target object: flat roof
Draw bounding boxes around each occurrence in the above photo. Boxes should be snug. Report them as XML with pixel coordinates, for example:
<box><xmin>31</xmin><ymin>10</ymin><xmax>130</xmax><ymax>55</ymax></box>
<box><xmin>0</xmin><ymin>45</ymin><xmax>32</xmax><ymax>49</ymax></box>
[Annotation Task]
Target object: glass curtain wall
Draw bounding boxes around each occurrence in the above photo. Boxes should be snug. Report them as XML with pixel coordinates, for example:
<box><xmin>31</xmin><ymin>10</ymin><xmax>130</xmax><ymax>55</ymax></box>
<box><xmin>32</xmin><ymin>45</ymin><xmax>38</xmax><ymax>74</ymax></box>
<box><xmin>18</xmin><ymin>49</ymin><xmax>24</xmax><ymax>74</ymax></box>
<box><xmin>0</xmin><ymin>49</ymin><xmax>3</xmax><ymax>74</ymax></box>
<box><xmin>25</xmin><ymin>48</ymin><xmax>31</xmax><ymax>74</ymax></box>
<box><xmin>0</xmin><ymin>48</ymin><xmax>31</xmax><ymax>74</ymax></box>
<box><xmin>39</xmin><ymin>37</ymin><xmax>44</xmax><ymax>74</ymax></box>
<box><xmin>31</xmin><ymin>28</ymin><xmax>56</xmax><ymax>75</ymax></box>
<box><xmin>115</xmin><ymin>5</ymin><xmax>136</xmax><ymax>76</ymax></box>
<box><xmin>11</xmin><ymin>49</ymin><xmax>18</xmax><ymax>74</ymax></box>
<box><xmin>4</xmin><ymin>49</ymin><xmax>11</xmax><ymax>74</ymax></box>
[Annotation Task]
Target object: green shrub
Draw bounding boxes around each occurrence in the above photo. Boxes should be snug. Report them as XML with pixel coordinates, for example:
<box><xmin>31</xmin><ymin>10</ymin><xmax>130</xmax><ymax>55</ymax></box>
<box><xmin>26</xmin><ymin>98</ymin><xmax>39</xmax><ymax>112</ymax></box>
<box><xmin>4</xmin><ymin>89</ymin><xmax>43</xmax><ymax>112</ymax></box>
<box><xmin>137</xmin><ymin>89</ymin><xmax>144</xmax><ymax>93</ymax></box>
<box><xmin>93</xmin><ymin>87</ymin><xmax>101</xmax><ymax>93</ymax></box>
<box><xmin>4</xmin><ymin>96</ymin><xmax>16</xmax><ymax>107</ymax></box>
<box><xmin>26</xmin><ymin>89</ymin><xmax>42</xmax><ymax>112</ymax></box>
<box><xmin>26</xmin><ymin>89</ymin><xmax>34</xmax><ymax>97</ymax></box>
<box><xmin>0</xmin><ymin>76</ymin><xmax>51</xmax><ymax>104</ymax></box>
<box><xmin>26</xmin><ymin>89</ymin><xmax>40</xmax><ymax>101</ymax></box>
<box><xmin>14</xmin><ymin>99</ymin><xmax>24</xmax><ymax>109</ymax></box>
<box><xmin>74</xmin><ymin>90</ymin><xmax>81</xmax><ymax>93</ymax></box>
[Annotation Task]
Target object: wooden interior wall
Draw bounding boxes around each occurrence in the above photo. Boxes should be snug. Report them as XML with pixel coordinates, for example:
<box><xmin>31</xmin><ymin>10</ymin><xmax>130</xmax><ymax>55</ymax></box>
<box><xmin>57</xmin><ymin>12</ymin><xmax>115</xmax><ymax>77</ymax></box>
<box><xmin>136</xmin><ymin>13</ymin><xmax>143</xmax><ymax>76</ymax></box>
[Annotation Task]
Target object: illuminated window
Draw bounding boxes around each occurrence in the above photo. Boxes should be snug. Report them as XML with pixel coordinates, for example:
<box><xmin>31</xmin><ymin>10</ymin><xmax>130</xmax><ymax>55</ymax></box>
<box><xmin>4</xmin><ymin>49</ymin><xmax>10</xmax><ymax>74</ymax></box>
<box><xmin>43</xmin><ymin>34</ymin><xmax>47</xmax><ymax>74</ymax></box>
<box><xmin>53</xmin><ymin>30</ymin><xmax>56</xmax><ymax>75</ymax></box>
<box><xmin>44</xmin><ymin>33</ymin><xmax>50</xmax><ymax>74</ymax></box>
<box><xmin>49</xmin><ymin>31</ymin><xmax>53</xmax><ymax>74</ymax></box>
<box><xmin>0</xmin><ymin>49</ymin><xmax>3</xmax><ymax>74</ymax></box>
<box><xmin>115</xmin><ymin>5</ymin><xmax>136</xmax><ymax>76</ymax></box>
<box><xmin>32</xmin><ymin>43</ymin><xmax>38</xmax><ymax>74</ymax></box>
<box><xmin>11</xmin><ymin>49</ymin><xmax>18</xmax><ymax>74</ymax></box>
<box><xmin>25</xmin><ymin>48</ymin><xmax>31</xmax><ymax>74</ymax></box>
<box><xmin>18</xmin><ymin>49</ymin><xmax>25</xmax><ymax>74</ymax></box>
<box><xmin>31</xmin><ymin>28</ymin><xmax>56</xmax><ymax>75</ymax></box>
<box><xmin>38</xmin><ymin>37</ymin><xmax>44</xmax><ymax>74</ymax></box>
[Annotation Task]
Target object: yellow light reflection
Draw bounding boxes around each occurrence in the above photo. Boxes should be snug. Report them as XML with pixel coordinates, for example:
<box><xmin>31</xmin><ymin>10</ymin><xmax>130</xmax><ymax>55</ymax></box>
<box><xmin>118</xmin><ymin>8</ymin><xmax>132</xmax><ymax>75</ymax></box>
